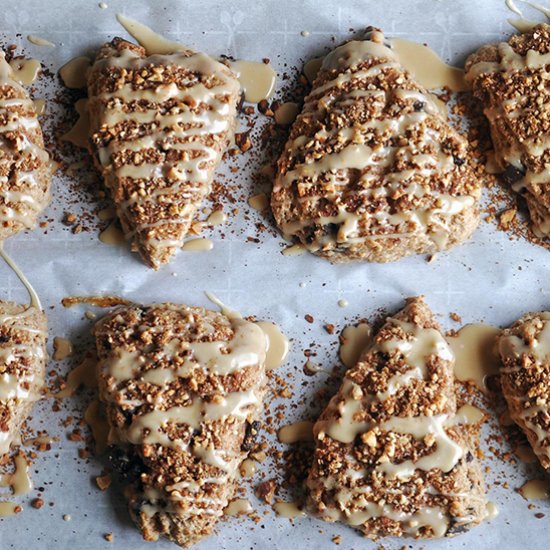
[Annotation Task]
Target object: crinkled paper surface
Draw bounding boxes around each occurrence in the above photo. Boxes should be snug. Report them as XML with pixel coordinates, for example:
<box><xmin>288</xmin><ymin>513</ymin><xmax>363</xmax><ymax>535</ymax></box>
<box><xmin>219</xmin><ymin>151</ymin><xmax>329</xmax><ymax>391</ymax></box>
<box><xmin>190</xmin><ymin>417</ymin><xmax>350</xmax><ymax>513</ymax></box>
<box><xmin>0</xmin><ymin>0</ymin><xmax>549</xmax><ymax>549</ymax></box>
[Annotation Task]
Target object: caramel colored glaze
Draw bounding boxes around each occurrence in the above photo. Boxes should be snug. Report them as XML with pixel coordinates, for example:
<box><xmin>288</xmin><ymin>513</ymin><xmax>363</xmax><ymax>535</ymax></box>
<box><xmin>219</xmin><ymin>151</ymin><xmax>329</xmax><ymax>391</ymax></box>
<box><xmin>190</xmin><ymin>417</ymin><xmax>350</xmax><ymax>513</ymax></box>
<box><xmin>256</xmin><ymin>321</ymin><xmax>289</xmax><ymax>370</ymax></box>
<box><xmin>248</xmin><ymin>193</ymin><xmax>269</xmax><ymax>212</ymax></box>
<box><xmin>274</xmin><ymin>102</ymin><xmax>299</xmax><ymax>126</ymax></box>
<box><xmin>229</xmin><ymin>60</ymin><xmax>277</xmax><ymax>103</ymax></box>
<box><xmin>0</xmin><ymin>300</ymin><xmax>47</xmax><ymax>456</ymax></box>
<box><xmin>61</xmin><ymin>295</ymin><xmax>132</xmax><ymax>308</ymax></box>
<box><xmin>446</xmin><ymin>324</ymin><xmax>500</xmax><ymax>392</ymax></box>
<box><xmin>52</xmin><ymin>336</ymin><xmax>73</xmax><ymax>361</ymax></box>
<box><xmin>59</xmin><ymin>56</ymin><xmax>91</xmax><ymax>89</ymax></box>
<box><xmin>465</xmin><ymin>24</ymin><xmax>550</xmax><ymax>239</ymax></box>
<box><xmin>8</xmin><ymin>59</ymin><xmax>41</xmax><ymax>86</ymax></box>
<box><xmin>339</xmin><ymin>323</ymin><xmax>372</xmax><ymax>369</ymax></box>
<box><xmin>239</xmin><ymin>458</ymin><xmax>256</xmax><ymax>478</ymax></box>
<box><xmin>54</xmin><ymin>355</ymin><xmax>98</xmax><ymax>398</ymax></box>
<box><xmin>273</xmin><ymin>501</ymin><xmax>306</xmax><ymax>519</ymax></box>
<box><xmin>224</xmin><ymin>498</ymin><xmax>253</xmax><ymax>516</ymax></box>
<box><xmin>0</xmin><ymin>453</ymin><xmax>32</xmax><ymax>495</ymax></box>
<box><xmin>519</xmin><ymin>478</ymin><xmax>550</xmax><ymax>500</ymax></box>
<box><xmin>0</xmin><ymin>54</ymin><xmax>51</xmax><ymax>239</ymax></box>
<box><xmin>389</xmin><ymin>39</ymin><xmax>467</xmax><ymax>92</ymax></box>
<box><xmin>0</xmin><ymin>502</ymin><xmax>20</xmax><ymax>517</ymax></box>
<box><xmin>27</xmin><ymin>35</ymin><xmax>54</xmax><ymax>48</ymax></box>
<box><xmin>181</xmin><ymin>238</ymin><xmax>214</xmax><ymax>252</ymax></box>
<box><xmin>84</xmin><ymin>399</ymin><xmax>110</xmax><ymax>455</ymax></box>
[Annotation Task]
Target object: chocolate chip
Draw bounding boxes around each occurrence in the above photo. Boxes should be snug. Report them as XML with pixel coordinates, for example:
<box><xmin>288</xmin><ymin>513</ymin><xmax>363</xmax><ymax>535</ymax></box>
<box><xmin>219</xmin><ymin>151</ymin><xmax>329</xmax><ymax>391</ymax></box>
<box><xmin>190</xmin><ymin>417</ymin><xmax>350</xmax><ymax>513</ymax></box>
<box><xmin>413</xmin><ymin>100</ymin><xmax>425</xmax><ymax>112</ymax></box>
<box><xmin>453</xmin><ymin>156</ymin><xmax>465</xmax><ymax>166</ymax></box>
<box><xmin>500</xmin><ymin>164</ymin><xmax>525</xmax><ymax>186</ymax></box>
<box><xmin>108</xmin><ymin>446</ymin><xmax>144</xmax><ymax>484</ymax></box>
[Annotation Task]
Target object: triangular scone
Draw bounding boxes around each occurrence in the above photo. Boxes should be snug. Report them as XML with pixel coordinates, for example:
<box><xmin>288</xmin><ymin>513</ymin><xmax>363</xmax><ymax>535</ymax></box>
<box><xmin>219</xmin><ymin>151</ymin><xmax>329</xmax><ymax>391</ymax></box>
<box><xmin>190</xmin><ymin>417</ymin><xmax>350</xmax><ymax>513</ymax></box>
<box><xmin>307</xmin><ymin>297</ymin><xmax>487</xmax><ymax>539</ymax></box>
<box><xmin>272</xmin><ymin>30</ymin><xmax>480</xmax><ymax>262</ymax></box>
<box><xmin>465</xmin><ymin>24</ymin><xmax>550</xmax><ymax>238</ymax></box>
<box><xmin>0</xmin><ymin>302</ymin><xmax>47</xmax><ymax>455</ymax></box>
<box><xmin>95</xmin><ymin>303</ymin><xmax>268</xmax><ymax>547</ymax></box>
<box><xmin>498</xmin><ymin>312</ymin><xmax>550</xmax><ymax>472</ymax></box>
<box><xmin>87</xmin><ymin>38</ymin><xmax>240</xmax><ymax>268</ymax></box>
<box><xmin>0</xmin><ymin>53</ymin><xmax>50</xmax><ymax>239</ymax></box>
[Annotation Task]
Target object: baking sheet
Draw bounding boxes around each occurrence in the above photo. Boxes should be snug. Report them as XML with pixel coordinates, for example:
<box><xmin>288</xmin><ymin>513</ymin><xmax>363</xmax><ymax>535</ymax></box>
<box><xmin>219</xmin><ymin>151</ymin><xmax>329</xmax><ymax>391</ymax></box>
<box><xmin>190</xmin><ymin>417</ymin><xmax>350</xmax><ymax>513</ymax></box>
<box><xmin>0</xmin><ymin>0</ymin><xmax>549</xmax><ymax>548</ymax></box>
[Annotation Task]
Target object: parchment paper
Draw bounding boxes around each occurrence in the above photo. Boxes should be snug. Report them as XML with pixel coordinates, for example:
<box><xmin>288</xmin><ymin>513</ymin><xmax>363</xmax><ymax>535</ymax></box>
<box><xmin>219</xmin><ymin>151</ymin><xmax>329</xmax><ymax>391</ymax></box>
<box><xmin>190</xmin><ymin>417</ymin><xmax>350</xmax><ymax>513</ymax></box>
<box><xmin>0</xmin><ymin>0</ymin><xmax>548</xmax><ymax>549</ymax></box>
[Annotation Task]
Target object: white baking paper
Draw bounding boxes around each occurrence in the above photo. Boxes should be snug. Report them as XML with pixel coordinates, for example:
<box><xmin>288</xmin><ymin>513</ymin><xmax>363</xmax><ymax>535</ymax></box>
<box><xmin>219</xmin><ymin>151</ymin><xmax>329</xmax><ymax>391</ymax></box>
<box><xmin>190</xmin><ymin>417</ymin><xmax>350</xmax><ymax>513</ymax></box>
<box><xmin>0</xmin><ymin>0</ymin><xmax>549</xmax><ymax>549</ymax></box>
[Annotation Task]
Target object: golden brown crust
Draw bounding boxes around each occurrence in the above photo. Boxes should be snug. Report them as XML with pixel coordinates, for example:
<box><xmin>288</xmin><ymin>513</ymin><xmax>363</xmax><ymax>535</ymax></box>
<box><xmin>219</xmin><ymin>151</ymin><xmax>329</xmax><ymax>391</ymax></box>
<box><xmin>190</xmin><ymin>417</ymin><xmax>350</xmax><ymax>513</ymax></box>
<box><xmin>307</xmin><ymin>297</ymin><xmax>486</xmax><ymax>539</ymax></box>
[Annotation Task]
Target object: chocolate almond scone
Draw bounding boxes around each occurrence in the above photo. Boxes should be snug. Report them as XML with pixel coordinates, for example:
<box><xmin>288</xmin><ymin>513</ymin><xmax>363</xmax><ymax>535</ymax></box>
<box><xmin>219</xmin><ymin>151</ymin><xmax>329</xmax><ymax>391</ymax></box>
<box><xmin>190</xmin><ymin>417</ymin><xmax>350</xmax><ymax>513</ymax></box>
<box><xmin>0</xmin><ymin>53</ymin><xmax>51</xmax><ymax>239</ymax></box>
<box><xmin>465</xmin><ymin>24</ymin><xmax>550</xmax><ymax>238</ymax></box>
<box><xmin>0</xmin><ymin>302</ymin><xmax>47</xmax><ymax>455</ymax></box>
<box><xmin>87</xmin><ymin>39</ymin><xmax>240</xmax><ymax>268</ymax></box>
<box><xmin>95</xmin><ymin>303</ymin><xmax>268</xmax><ymax>547</ymax></box>
<box><xmin>498</xmin><ymin>311</ymin><xmax>550</xmax><ymax>471</ymax></box>
<box><xmin>272</xmin><ymin>30</ymin><xmax>480</xmax><ymax>262</ymax></box>
<box><xmin>307</xmin><ymin>297</ymin><xmax>487</xmax><ymax>539</ymax></box>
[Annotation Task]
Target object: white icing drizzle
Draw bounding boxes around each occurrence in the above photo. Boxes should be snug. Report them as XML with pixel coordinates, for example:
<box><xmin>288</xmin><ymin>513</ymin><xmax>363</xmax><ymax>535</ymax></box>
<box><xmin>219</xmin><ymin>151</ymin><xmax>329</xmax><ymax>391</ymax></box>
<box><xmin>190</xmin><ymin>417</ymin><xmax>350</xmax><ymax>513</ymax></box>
<box><xmin>273</xmin><ymin>30</ymin><xmax>477</xmax><ymax>254</ymax></box>
<box><xmin>313</xmin><ymin>312</ymin><xmax>470</xmax><ymax>538</ymax></box>
<box><xmin>87</xmin><ymin>35</ymin><xmax>239</xmax><ymax>258</ymax></box>
<box><xmin>498</xmin><ymin>312</ymin><xmax>550</xmax><ymax>462</ymax></box>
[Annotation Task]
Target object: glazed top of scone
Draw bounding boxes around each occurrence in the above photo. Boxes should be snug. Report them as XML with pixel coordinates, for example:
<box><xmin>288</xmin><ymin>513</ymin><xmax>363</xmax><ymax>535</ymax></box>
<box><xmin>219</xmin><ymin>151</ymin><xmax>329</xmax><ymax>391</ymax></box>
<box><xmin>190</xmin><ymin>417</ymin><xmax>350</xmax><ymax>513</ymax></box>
<box><xmin>272</xmin><ymin>29</ymin><xmax>480</xmax><ymax>259</ymax></box>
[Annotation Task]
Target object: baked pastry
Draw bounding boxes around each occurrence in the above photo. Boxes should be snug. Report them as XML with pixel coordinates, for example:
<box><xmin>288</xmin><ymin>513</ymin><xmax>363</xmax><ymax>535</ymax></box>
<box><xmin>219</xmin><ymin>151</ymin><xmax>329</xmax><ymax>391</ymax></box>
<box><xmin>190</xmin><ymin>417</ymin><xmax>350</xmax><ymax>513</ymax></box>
<box><xmin>272</xmin><ymin>29</ymin><xmax>480</xmax><ymax>262</ymax></box>
<box><xmin>498</xmin><ymin>311</ymin><xmax>550</xmax><ymax>471</ymax></box>
<box><xmin>0</xmin><ymin>302</ymin><xmax>47</xmax><ymax>455</ymax></box>
<box><xmin>307</xmin><ymin>297</ymin><xmax>487</xmax><ymax>538</ymax></box>
<box><xmin>465</xmin><ymin>24</ymin><xmax>550</xmax><ymax>238</ymax></box>
<box><xmin>0</xmin><ymin>52</ymin><xmax>50</xmax><ymax>239</ymax></box>
<box><xmin>95</xmin><ymin>303</ymin><xmax>268</xmax><ymax>547</ymax></box>
<box><xmin>87</xmin><ymin>38</ymin><xmax>240</xmax><ymax>268</ymax></box>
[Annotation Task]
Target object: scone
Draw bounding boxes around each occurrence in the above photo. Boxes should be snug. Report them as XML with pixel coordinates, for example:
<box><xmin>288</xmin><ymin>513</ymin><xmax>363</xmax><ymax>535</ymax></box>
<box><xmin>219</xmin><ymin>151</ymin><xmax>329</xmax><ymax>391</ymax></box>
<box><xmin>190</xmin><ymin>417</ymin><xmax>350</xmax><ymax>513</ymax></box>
<box><xmin>307</xmin><ymin>297</ymin><xmax>487</xmax><ymax>539</ymax></box>
<box><xmin>94</xmin><ymin>303</ymin><xmax>268</xmax><ymax>547</ymax></box>
<box><xmin>498</xmin><ymin>311</ymin><xmax>550</xmax><ymax>471</ymax></box>
<box><xmin>0</xmin><ymin>302</ymin><xmax>47</xmax><ymax>455</ymax></box>
<box><xmin>87</xmin><ymin>38</ymin><xmax>240</xmax><ymax>268</ymax></box>
<box><xmin>272</xmin><ymin>29</ymin><xmax>480</xmax><ymax>262</ymax></box>
<box><xmin>0</xmin><ymin>52</ymin><xmax>51</xmax><ymax>239</ymax></box>
<box><xmin>465</xmin><ymin>24</ymin><xmax>550</xmax><ymax>238</ymax></box>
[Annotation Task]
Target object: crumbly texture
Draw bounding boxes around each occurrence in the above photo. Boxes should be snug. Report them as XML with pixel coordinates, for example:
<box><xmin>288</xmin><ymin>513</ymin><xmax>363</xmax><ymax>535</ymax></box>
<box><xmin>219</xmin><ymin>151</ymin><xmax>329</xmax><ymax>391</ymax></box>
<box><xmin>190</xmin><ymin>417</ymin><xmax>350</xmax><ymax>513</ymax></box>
<box><xmin>0</xmin><ymin>55</ymin><xmax>50</xmax><ymax>239</ymax></box>
<box><xmin>307</xmin><ymin>297</ymin><xmax>486</xmax><ymax>539</ymax></box>
<box><xmin>465</xmin><ymin>24</ymin><xmax>550</xmax><ymax>232</ymax></box>
<box><xmin>498</xmin><ymin>312</ymin><xmax>550</xmax><ymax>472</ymax></box>
<box><xmin>87</xmin><ymin>38</ymin><xmax>239</xmax><ymax>269</ymax></box>
<box><xmin>94</xmin><ymin>304</ymin><xmax>265</xmax><ymax>547</ymax></box>
<box><xmin>272</xmin><ymin>31</ymin><xmax>480</xmax><ymax>262</ymax></box>
<box><xmin>0</xmin><ymin>301</ymin><xmax>47</xmax><ymax>454</ymax></box>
